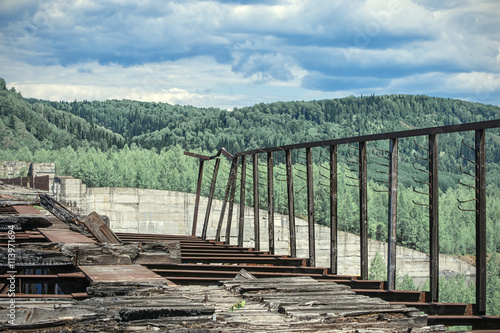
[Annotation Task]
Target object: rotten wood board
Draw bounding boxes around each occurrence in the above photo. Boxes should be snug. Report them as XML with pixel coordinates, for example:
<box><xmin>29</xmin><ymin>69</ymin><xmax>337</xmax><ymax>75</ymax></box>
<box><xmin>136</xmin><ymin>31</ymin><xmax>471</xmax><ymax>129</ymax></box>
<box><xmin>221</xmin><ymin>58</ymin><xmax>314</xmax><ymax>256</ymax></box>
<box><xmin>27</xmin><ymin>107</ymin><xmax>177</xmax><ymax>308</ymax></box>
<box><xmin>0</xmin><ymin>280</ymin><xmax>440</xmax><ymax>332</ymax></box>
<box><xmin>81</xmin><ymin>211</ymin><xmax>122</xmax><ymax>244</ymax></box>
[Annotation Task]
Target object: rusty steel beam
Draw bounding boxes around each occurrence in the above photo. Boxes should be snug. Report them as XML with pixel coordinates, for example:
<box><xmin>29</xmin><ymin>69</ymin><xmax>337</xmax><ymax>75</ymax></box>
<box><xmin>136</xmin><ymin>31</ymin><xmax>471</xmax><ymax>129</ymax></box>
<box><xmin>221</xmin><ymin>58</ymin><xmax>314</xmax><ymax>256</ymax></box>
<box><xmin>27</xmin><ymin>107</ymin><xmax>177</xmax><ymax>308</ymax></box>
<box><xmin>285</xmin><ymin>149</ymin><xmax>297</xmax><ymax>258</ymax></box>
<box><xmin>235</xmin><ymin>120</ymin><xmax>500</xmax><ymax>157</ymax></box>
<box><xmin>238</xmin><ymin>155</ymin><xmax>247</xmax><ymax>247</ymax></box>
<box><xmin>306</xmin><ymin>147</ymin><xmax>316</xmax><ymax>267</ymax></box>
<box><xmin>359</xmin><ymin>141</ymin><xmax>368</xmax><ymax>280</ymax></box>
<box><xmin>184</xmin><ymin>148</ymin><xmax>234</xmax><ymax>160</ymax></box>
<box><xmin>329</xmin><ymin>145</ymin><xmax>338</xmax><ymax>274</ymax></box>
<box><xmin>253</xmin><ymin>154</ymin><xmax>260</xmax><ymax>251</ymax></box>
<box><xmin>202</xmin><ymin>159</ymin><xmax>220</xmax><ymax>240</ymax></box>
<box><xmin>429</xmin><ymin>134</ymin><xmax>439</xmax><ymax>302</ymax></box>
<box><xmin>224</xmin><ymin>157</ymin><xmax>239</xmax><ymax>245</ymax></box>
<box><xmin>192</xmin><ymin>160</ymin><xmax>205</xmax><ymax>236</ymax></box>
<box><xmin>215</xmin><ymin>158</ymin><xmax>239</xmax><ymax>242</ymax></box>
<box><xmin>387</xmin><ymin>138</ymin><xmax>399</xmax><ymax>290</ymax></box>
<box><xmin>267</xmin><ymin>152</ymin><xmax>275</xmax><ymax>254</ymax></box>
<box><xmin>475</xmin><ymin>129</ymin><xmax>486</xmax><ymax>315</ymax></box>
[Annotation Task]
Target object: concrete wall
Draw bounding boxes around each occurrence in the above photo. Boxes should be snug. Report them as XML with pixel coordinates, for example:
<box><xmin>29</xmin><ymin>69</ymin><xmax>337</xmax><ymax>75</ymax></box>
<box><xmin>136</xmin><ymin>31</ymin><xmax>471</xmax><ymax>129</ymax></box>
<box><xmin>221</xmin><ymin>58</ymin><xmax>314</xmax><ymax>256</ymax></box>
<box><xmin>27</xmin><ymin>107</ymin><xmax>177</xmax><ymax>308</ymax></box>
<box><xmin>55</xmin><ymin>176</ymin><xmax>475</xmax><ymax>286</ymax></box>
<box><xmin>0</xmin><ymin>161</ymin><xmax>31</xmax><ymax>178</ymax></box>
<box><xmin>1</xmin><ymin>161</ymin><xmax>56</xmax><ymax>194</ymax></box>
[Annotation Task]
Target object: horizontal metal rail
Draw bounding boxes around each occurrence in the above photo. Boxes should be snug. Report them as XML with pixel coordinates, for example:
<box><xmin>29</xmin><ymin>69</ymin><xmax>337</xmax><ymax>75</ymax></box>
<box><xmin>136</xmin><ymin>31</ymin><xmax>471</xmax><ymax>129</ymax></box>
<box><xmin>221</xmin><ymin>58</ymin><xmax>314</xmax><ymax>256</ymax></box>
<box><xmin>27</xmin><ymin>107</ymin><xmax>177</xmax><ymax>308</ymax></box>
<box><xmin>235</xmin><ymin>119</ymin><xmax>500</xmax><ymax>156</ymax></box>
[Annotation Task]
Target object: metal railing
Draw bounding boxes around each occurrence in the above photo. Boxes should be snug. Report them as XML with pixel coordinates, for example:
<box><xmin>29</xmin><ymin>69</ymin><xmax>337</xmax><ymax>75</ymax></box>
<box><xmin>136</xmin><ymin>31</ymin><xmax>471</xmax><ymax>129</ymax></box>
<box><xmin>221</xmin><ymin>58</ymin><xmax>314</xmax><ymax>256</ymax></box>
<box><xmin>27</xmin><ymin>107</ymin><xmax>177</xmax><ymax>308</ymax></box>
<box><xmin>186</xmin><ymin>119</ymin><xmax>500</xmax><ymax>315</ymax></box>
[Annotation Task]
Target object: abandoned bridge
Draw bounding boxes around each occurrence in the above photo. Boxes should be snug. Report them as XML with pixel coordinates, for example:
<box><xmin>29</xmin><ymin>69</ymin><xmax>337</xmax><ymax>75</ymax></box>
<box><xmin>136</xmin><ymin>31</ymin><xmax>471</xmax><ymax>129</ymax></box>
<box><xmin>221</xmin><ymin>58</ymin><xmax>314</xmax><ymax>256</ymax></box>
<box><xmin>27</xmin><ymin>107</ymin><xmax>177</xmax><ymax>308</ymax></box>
<box><xmin>1</xmin><ymin>119</ymin><xmax>500</xmax><ymax>331</ymax></box>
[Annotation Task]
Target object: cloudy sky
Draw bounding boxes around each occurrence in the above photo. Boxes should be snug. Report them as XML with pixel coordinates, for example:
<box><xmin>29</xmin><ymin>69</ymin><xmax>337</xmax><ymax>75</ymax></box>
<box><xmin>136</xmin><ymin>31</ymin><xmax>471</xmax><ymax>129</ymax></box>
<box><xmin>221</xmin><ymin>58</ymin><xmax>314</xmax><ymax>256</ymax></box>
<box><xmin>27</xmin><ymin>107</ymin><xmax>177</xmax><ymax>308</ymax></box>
<box><xmin>1</xmin><ymin>0</ymin><xmax>499</xmax><ymax>110</ymax></box>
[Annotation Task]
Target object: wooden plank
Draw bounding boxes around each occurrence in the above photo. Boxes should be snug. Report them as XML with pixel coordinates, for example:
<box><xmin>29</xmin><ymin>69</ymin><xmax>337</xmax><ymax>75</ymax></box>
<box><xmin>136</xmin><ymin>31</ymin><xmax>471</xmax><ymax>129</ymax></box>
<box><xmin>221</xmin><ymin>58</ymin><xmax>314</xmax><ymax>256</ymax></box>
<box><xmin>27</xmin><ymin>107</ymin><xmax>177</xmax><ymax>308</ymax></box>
<box><xmin>81</xmin><ymin>212</ymin><xmax>122</xmax><ymax>244</ymax></box>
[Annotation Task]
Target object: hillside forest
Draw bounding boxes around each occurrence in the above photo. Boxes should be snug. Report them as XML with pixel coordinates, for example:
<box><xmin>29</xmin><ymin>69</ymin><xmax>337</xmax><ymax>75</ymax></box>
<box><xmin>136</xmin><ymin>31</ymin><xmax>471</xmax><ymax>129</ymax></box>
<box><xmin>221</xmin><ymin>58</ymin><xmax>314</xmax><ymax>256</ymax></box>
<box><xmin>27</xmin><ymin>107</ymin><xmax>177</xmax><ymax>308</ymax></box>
<box><xmin>1</xmin><ymin>78</ymin><xmax>500</xmax><ymax>315</ymax></box>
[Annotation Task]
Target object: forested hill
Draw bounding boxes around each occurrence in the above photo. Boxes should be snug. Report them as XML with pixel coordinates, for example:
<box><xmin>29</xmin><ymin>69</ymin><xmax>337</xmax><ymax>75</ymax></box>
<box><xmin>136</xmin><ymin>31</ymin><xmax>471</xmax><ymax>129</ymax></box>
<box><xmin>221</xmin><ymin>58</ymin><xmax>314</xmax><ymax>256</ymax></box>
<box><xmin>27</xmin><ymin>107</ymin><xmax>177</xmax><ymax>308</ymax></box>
<box><xmin>0</xmin><ymin>79</ymin><xmax>125</xmax><ymax>151</ymax></box>
<box><xmin>26</xmin><ymin>91</ymin><xmax>500</xmax><ymax>154</ymax></box>
<box><xmin>1</xmin><ymin>77</ymin><xmax>499</xmax><ymax>155</ymax></box>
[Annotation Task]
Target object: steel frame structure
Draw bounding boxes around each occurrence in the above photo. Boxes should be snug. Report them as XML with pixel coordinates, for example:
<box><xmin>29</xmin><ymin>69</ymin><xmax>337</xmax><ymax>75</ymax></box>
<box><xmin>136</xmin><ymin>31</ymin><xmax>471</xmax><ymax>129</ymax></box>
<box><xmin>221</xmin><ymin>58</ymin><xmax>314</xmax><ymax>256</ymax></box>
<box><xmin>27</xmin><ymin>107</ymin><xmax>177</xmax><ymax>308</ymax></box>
<box><xmin>187</xmin><ymin>119</ymin><xmax>500</xmax><ymax>315</ymax></box>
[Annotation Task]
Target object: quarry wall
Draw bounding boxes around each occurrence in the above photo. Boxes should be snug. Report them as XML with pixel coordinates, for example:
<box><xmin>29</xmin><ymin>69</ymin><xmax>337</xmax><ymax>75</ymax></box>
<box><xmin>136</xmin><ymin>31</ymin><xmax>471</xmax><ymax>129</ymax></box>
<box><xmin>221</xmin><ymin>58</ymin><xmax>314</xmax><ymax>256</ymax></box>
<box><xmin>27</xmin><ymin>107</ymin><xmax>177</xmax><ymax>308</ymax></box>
<box><xmin>54</xmin><ymin>176</ymin><xmax>475</xmax><ymax>286</ymax></box>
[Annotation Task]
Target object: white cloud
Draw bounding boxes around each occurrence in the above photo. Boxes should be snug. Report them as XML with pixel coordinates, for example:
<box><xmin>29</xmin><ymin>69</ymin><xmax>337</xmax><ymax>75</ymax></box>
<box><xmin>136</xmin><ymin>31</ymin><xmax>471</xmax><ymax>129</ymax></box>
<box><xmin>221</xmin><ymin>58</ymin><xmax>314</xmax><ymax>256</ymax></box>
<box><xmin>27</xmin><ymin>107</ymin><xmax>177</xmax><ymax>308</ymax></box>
<box><xmin>0</xmin><ymin>0</ymin><xmax>499</xmax><ymax>107</ymax></box>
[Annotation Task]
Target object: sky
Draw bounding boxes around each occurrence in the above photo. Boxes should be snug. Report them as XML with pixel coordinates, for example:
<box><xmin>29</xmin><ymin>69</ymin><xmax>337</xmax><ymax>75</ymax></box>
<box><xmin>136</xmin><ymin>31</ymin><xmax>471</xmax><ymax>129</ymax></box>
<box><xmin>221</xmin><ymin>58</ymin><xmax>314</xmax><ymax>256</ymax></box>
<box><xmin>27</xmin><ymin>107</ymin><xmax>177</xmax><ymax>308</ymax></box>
<box><xmin>0</xmin><ymin>0</ymin><xmax>499</xmax><ymax>110</ymax></box>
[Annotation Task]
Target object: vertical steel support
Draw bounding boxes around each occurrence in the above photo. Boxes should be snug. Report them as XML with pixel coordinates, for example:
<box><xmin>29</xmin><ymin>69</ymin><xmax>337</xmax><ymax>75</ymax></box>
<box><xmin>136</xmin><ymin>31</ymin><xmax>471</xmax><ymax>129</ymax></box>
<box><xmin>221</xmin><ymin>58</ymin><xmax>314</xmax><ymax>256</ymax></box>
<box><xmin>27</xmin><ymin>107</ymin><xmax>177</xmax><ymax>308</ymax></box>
<box><xmin>359</xmin><ymin>141</ymin><xmax>368</xmax><ymax>280</ymax></box>
<box><xmin>387</xmin><ymin>138</ymin><xmax>399</xmax><ymax>290</ymax></box>
<box><xmin>192</xmin><ymin>160</ymin><xmax>205</xmax><ymax>236</ymax></box>
<box><xmin>475</xmin><ymin>129</ymin><xmax>487</xmax><ymax>315</ymax></box>
<box><xmin>238</xmin><ymin>155</ymin><xmax>247</xmax><ymax>247</ymax></box>
<box><xmin>202</xmin><ymin>158</ymin><xmax>220</xmax><ymax>240</ymax></box>
<box><xmin>224</xmin><ymin>157</ymin><xmax>239</xmax><ymax>245</ymax></box>
<box><xmin>330</xmin><ymin>145</ymin><xmax>338</xmax><ymax>274</ymax></box>
<box><xmin>267</xmin><ymin>152</ymin><xmax>275</xmax><ymax>254</ymax></box>
<box><xmin>429</xmin><ymin>134</ymin><xmax>439</xmax><ymax>302</ymax></box>
<box><xmin>286</xmin><ymin>149</ymin><xmax>297</xmax><ymax>258</ymax></box>
<box><xmin>216</xmin><ymin>158</ymin><xmax>238</xmax><ymax>242</ymax></box>
<box><xmin>253</xmin><ymin>154</ymin><xmax>260</xmax><ymax>251</ymax></box>
<box><xmin>306</xmin><ymin>147</ymin><xmax>316</xmax><ymax>266</ymax></box>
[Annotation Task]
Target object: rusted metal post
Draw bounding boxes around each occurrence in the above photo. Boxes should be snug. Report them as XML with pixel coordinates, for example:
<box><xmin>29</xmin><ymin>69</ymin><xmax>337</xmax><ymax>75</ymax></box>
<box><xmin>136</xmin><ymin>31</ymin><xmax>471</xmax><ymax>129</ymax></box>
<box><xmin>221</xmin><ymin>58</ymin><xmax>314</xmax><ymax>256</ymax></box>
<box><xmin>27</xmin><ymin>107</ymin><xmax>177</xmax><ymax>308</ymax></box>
<box><xmin>253</xmin><ymin>154</ymin><xmax>260</xmax><ymax>251</ymax></box>
<box><xmin>429</xmin><ymin>134</ymin><xmax>439</xmax><ymax>302</ymax></box>
<box><xmin>238</xmin><ymin>155</ymin><xmax>247</xmax><ymax>247</ymax></box>
<box><xmin>387</xmin><ymin>138</ymin><xmax>398</xmax><ymax>290</ymax></box>
<box><xmin>202</xmin><ymin>158</ymin><xmax>220</xmax><ymax>240</ymax></box>
<box><xmin>216</xmin><ymin>158</ymin><xmax>238</xmax><ymax>242</ymax></box>
<box><xmin>306</xmin><ymin>147</ymin><xmax>316</xmax><ymax>266</ymax></box>
<box><xmin>475</xmin><ymin>129</ymin><xmax>486</xmax><ymax>315</ymax></box>
<box><xmin>330</xmin><ymin>145</ymin><xmax>338</xmax><ymax>274</ymax></box>
<box><xmin>267</xmin><ymin>152</ymin><xmax>275</xmax><ymax>254</ymax></box>
<box><xmin>359</xmin><ymin>141</ymin><xmax>368</xmax><ymax>280</ymax></box>
<box><xmin>224</xmin><ymin>157</ymin><xmax>239</xmax><ymax>245</ymax></box>
<box><xmin>192</xmin><ymin>160</ymin><xmax>205</xmax><ymax>236</ymax></box>
<box><xmin>286</xmin><ymin>149</ymin><xmax>297</xmax><ymax>258</ymax></box>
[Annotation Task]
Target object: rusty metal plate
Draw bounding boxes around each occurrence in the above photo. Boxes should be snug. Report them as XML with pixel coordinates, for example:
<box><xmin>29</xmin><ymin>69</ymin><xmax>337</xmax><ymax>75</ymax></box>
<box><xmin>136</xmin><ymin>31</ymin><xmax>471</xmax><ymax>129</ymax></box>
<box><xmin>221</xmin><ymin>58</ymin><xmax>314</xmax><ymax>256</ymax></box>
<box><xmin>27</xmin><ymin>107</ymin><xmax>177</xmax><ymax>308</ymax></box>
<box><xmin>13</xmin><ymin>205</ymin><xmax>43</xmax><ymax>215</ymax></box>
<box><xmin>39</xmin><ymin>228</ymin><xmax>96</xmax><ymax>243</ymax></box>
<box><xmin>79</xmin><ymin>265</ymin><xmax>167</xmax><ymax>283</ymax></box>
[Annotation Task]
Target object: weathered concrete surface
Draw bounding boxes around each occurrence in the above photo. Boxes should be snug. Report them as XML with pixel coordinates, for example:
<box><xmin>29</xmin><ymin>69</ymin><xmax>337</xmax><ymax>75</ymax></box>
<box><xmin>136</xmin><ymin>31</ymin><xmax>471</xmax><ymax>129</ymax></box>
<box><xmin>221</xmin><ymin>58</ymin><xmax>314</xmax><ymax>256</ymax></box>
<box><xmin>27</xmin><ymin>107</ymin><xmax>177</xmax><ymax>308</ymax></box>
<box><xmin>55</xmin><ymin>177</ymin><xmax>475</xmax><ymax>286</ymax></box>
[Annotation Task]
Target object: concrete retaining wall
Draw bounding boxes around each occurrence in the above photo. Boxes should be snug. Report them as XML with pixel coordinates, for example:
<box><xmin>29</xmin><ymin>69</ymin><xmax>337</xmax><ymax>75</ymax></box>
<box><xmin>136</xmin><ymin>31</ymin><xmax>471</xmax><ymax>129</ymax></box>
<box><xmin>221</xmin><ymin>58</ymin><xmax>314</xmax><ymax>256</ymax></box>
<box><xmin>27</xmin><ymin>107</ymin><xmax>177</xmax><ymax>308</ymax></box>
<box><xmin>55</xmin><ymin>176</ymin><xmax>475</xmax><ymax>286</ymax></box>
